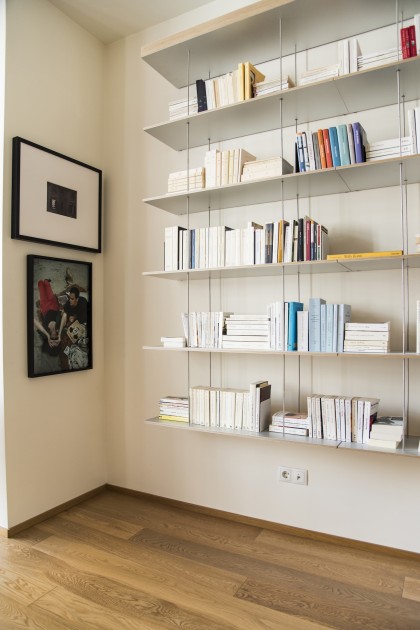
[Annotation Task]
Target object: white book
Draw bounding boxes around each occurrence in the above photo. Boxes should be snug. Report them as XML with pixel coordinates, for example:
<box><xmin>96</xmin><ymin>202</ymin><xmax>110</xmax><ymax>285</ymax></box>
<box><xmin>297</xmin><ymin>310</ymin><xmax>309</xmax><ymax>352</ymax></box>
<box><xmin>367</xmin><ymin>136</ymin><xmax>412</xmax><ymax>151</ymax></box>
<box><xmin>349</xmin><ymin>37</ymin><xmax>360</xmax><ymax>73</ymax></box>
<box><xmin>345</xmin><ymin>322</ymin><xmax>390</xmax><ymax>331</ymax></box>
<box><xmin>344</xmin><ymin>330</ymin><xmax>389</xmax><ymax>340</ymax></box>
<box><xmin>367</xmin><ymin>438</ymin><xmax>401</xmax><ymax>449</ymax></box>
<box><xmin>415</xmin><ymin>107</ymin><xmax>420</xmax><ymax>157</ymax></box>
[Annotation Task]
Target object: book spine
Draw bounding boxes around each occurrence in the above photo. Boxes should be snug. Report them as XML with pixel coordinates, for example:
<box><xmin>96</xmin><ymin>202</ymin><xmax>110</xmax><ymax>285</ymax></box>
<box><xmin>317</xmin><ymin>129</ymin><xmax>327</xmax><ymax>168</ymax></box>
<box><xmin>417</xmin><ymin>300</ymin><xmax>420</xmax><ymax>354</ymax></box>
<box><xmin>409</xmin><ymin>25</ymin><xmax>417</xmax><ymax>57</ymax></box>
<box><xmin>322</xmin><ymin>129</ymin><xmax>333</xmax><ymax>168</ymax></box>
<box><xmin>352</xmin><ymin>122</ymin><xmax>366</xmax><ymax>163</ymax></box>
<box><xmin>401</xmin><ymin>26</ymin><xmax>411</xmax><ymax>58</ymax></box>
<box><xmin>329</xmin><ymin>127</ymin><xmax>341</xmax><ymax>166</ymax></box>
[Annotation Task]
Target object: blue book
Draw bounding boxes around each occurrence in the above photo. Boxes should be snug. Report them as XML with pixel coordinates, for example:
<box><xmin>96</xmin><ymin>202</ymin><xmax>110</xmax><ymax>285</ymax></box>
<box><xmin>190</xmin><ymin>229</ymin><xmax>195</xmax><ymax>269</ymax></box>
<box><xmin>325</xmin><ymin>303</ymin><xmax>334</xmax><ymax>353</ymax></box>
<box><xmin>352</xmin><ymin>122</ymin><xmax>367</xmax><ymax>163</ymax></box>
<box><xmin>296</xmin><ymin>133</ymin><xmax>306</xmax><ymax>172</ymax></box>
<box><xmin>332</xmin><ymin>304</ymin><xmax>339</xmax><ymax>352</ymax></box>
<box><xmin>309</xmin><ymin>298</ymin><xmax>326</xmax><ymax>352</ymax></box>
<box><xmin>337</xmin><ymin>124</ymin><xmax>350</xmax><ymax>166</ymax></box>
<box><xmin>287</xmin><ymin>302</ymin><xmax>304</xmax><ymax>351</ymax></box>
<box><xmin>328</xmin><ymin>127</ymin><xmax>341</xmax><ymax>166</ymax></box>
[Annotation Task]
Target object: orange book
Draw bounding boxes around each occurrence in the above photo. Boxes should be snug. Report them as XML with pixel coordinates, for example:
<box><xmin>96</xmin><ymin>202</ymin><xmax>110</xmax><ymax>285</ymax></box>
<box><xmin>322</xmin><ymin>129</ymin><xmax>333</xmax><ymax>168</ymax></box>
<box><xmin>317</xmin><ymin>129</ymin><xmax>327</xmax><ymax>169</ymax></box>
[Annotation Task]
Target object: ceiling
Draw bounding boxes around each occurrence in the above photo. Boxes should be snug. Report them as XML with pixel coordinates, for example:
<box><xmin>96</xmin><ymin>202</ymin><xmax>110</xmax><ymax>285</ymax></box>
<box><xmin>47</xmin><ymin>0</ymin><xmax>217</xmax><ymax>44</ymax></box>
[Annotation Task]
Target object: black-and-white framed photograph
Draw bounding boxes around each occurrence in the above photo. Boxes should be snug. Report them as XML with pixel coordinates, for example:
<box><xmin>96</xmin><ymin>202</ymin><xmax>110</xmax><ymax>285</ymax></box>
<box><xmin>27</xmin><ymin>254</ymin><xmax>93</xmax><ymax>377</ymax></box>
<box><xmin>12</xmin><ymin>137</ymin><xmax>102</xmax><ymax>252</ymax></box>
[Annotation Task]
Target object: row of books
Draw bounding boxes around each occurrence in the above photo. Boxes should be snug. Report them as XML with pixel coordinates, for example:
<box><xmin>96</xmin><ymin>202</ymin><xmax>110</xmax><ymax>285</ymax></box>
<box><xmin>164</xmin><ymin>216</ymin><xmax>329</xmax><ymax>272</ymax></box>
<box><xmin>159</xmin><ymin>395</ymin><xmax>189</xmax><ymax>423</ymax></box>
<box><xmin>306</xmin><ymin>394</ymin><xmax>380</xmax><ymax>443</ymax></box>
<box><xmin>195</xmin><ymin>61</ymin><xmax>266</xmax><ymax>112</ymax></box>
<box><xmin>204</xmin><ymin>148</ymin><xmax>256</xmax><ymax>187</ymax></box>
<box><xmin>267</xmin><ymin>300</ymin><xmax>352</xmax><ymax>353</ymax></box>
<box><xmin>189</xmin><ymin>380</ymin><xmax>271</xmax><ymax>432</ymax></box>
<box><xmin>164</xmin><ymin>219</ymin><xmax>328</xmax><ymax>271</ymax></box>
<box><xmin>181</xmin><ymin>311</ymin><xmax>228</xmax><ymax>349</ymax></box>
<box><xmin>295</xmin><ymin>122</ymin><xmax>366</xmax><ymax>173</ymax></box>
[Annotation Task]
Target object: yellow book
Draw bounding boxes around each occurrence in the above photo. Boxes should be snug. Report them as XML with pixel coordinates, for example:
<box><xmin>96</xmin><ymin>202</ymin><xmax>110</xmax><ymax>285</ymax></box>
<box><xmin>159</xmin><ymin>415</ymin><xmax>189</xmax><ymax>422</ymax></box>
<box><xmin>244</xmin><ymin>62</ymin><xmax>265</xmax><ymax>100</ymax></box>
<box><xmin>327</xmin><ymin>250</ymin><xmax>403</xmax><ymax>260</ymax></box>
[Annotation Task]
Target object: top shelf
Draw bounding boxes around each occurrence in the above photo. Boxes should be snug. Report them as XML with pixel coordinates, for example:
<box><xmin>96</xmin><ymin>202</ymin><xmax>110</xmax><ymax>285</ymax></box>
<box><xmin>141</xmin><ymin>0</ymin><xmax>419</xmax><ymax>88</ymax></box>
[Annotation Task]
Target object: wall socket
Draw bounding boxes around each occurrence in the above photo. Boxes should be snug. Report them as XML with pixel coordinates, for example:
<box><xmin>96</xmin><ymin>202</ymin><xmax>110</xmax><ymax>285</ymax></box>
<box><xmin>278</xmin><ymin>466</ymin><xmax>308</xmax><ymax>485</ymax></box>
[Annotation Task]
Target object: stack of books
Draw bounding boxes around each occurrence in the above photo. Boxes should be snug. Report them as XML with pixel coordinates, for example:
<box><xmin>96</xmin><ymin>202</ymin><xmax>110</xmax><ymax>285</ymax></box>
<box><xmin>181</xmin><ymin>311</ymin><xmax>229</xmax><ymax>349</ymax></box>
<box><xmin>343</xmin><ymin>322</ymin><xmax>391</xmax><ymax>353</ymax></box>
<box><xmin>241</xmin><ymin>156</ymin><xmax>293</xmax><ymax>181</ymax></box>
<box><xmin>357</xmin><ymin>47</ymin><xmax>399</xmax><ymax>70</ymax></box>
<box><xmin>295</xmin><ymin>122</ymin><xmax>367</xmax><ymax>172</ymax></box>
<box><xmin>159</xmin><ymin>396</ymin><xmax>189</xmax><ymax>423</ymax></box>
<box><xmin>204</xmin><ymin>148</ymin><xmax>256</xmax><ymax>187</ymax></box>
<box><xmin>366</xmin><ymin>136</ymin><xmax>413</xmax><ymax>162</ymax></box>
<box><xmin>168</xmin><ymin>96</ymin><xmax>198</xmax><ymax>120</ymax></box>
<box><xmin>269</xmin><ymin>411</ymin><xmax>310</xmax><ymax>436</ymax></box>
<box><xmin>253</xmin><ymin>76</ymin><xmax>294</xmax><ymax>96</ymax></box>
<box><xmin>299</xmin><ymin>63</ymin><xmax>339</xmax><ymax>86</ymax></box>
<box><xmin>189</xmin><ymin>380</ymin><xmax>271</xmax><ymax>432</ymax></box>
<box><xmin>160</xmin><ymin>337</ymin><xmax>186</xmax><ymax>348</ymax></box>
<box><xmin>367</xmin><ymin>416</ymin><xmax>403</xmax><ymax>449</ymax></box>
<box><xmin>222</xmin><ymin>314</ymin><xmax>270</xmax><ymax>350</ymax></box>
<box><xmin>167</xmin><ymin>167</ymin><xmax>205</xmax><ymax>193</ymax></box>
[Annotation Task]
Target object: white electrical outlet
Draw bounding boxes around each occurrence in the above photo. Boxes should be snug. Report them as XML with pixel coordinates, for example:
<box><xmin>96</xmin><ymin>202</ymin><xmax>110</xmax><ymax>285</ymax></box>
<box><xmin>278</xmin><ymin>466</ymin><xmax>292</xmax><ymax>482</ymax></box>
<box><xmin>278</xmin><ymin>466</ymin><xmax>308</xmax><ymax>485</ymax></box>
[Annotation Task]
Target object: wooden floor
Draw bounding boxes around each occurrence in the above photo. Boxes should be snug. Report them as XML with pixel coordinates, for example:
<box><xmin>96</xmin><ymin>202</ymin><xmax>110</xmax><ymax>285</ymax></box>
<box><xmin>0</xmin><ymin>490</ymin><xmax>419</xmax><ymax>629</ymax></box>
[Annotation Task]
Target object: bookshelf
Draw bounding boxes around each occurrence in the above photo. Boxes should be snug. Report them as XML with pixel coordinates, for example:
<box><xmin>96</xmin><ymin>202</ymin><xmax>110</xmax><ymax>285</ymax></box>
<box><xmin>141</xmin><ymin>0</ymin><xmax>420</xmax><ymax>456</ymax></box>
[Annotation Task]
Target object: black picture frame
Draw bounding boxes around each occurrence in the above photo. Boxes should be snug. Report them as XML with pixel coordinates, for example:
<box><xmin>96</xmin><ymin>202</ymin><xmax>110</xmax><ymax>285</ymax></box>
<box><xmin>27</xmin><ymin>254</ymin><xmax>93</xmax><ymax>377</ymax></box>
<box><xmin>12</xmin><ymin>137</ymin><xmax>102</xmax><ymax>253</ymax></box>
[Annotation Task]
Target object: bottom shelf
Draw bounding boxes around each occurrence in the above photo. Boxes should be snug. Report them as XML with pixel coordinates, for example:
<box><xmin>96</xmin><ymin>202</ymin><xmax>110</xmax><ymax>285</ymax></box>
<box><xmin>145</xmin><ymin>418</ymin><xmax>420</xmax><ymax>457</ymax></box>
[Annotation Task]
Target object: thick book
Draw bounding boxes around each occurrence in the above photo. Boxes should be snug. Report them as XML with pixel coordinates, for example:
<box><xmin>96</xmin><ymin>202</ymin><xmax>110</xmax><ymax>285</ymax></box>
<box><xmin>287</xmin><ymin>302</ymin><xmax>304</xmax><ymax>351</ymax></box>
<box><xmin>337</xmin><ymin>124</ymin><xmax>350</xmax><ymax>166</ymax></box>
<box><xmin>322</xmin><ymin>129</ymin><xmax>333</xmax><ymax>168</ymax></box>
<box><xmin>196</xmin><ymin>79</ymin><xmax>208</xmax><ymax>112</ymax></box>
<box><xmin>244</xmin><ymin>62</ymin><xmax>265</xmax><ymax>100</ymax></box>
<box><xmin>317</xmin><ymin>129</ymin><xmax>327</xmax><ymax>168</ymax></box>
<box><xmin>328</xmin><ymin>126</ymin><xmax>341</xmax><ymax>166</ymax></box>
<box><xmin>352</xmin><ymin>122</ymin><xmax>367</xmax><ymax>163</ymax></box>
<box><xmin>268</xmin><ymin>425</ymin><xmax>309</xmax><ymax>436</ymax></box>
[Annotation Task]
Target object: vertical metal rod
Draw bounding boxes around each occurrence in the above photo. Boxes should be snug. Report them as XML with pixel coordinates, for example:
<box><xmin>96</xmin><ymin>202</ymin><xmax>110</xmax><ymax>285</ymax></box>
<box><xmin>186</xmin><ymin>49</ymin><xmax>191</xmax><ymax>416</ymax></box>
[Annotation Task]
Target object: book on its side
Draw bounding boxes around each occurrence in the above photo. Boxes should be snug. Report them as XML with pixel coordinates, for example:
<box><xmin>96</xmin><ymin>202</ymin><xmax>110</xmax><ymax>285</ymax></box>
<box><xmin>366</xmin><ymin>438</ymin><xmax>401</xmax><ymax>449</ymax></box>
<box><xmin>327</xmin><ymin>250</ymin><xmax>402</xmax><ymax>260</ymax></box>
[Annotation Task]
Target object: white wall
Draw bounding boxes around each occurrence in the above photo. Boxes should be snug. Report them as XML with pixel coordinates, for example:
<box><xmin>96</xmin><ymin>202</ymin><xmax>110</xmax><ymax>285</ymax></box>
<box><xmin>104</xmin><ymin>1</ymin><xmax>420</xmax><ymax>553</ymax></box>
<box><xmin>2</xmin><ymin>0</ymin><xmax>106</xmax><ymax>528</ymax></box>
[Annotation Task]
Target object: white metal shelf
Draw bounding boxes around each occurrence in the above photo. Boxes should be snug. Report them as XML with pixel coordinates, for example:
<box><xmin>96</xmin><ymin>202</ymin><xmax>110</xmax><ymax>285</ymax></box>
<box><xmin>143</xmin><ymin>154</ymin><xmax>420</xmax><ymax>215</ymax></box>
<box><xmin>145</xmin><ymin>417</ymin><xmax>420</xmax><ymax>457</ymax></box>
<box><xmin>143</xmin><ymin>346</ymin><xmax>420</xmax><ymax>359</ymax></box>
<box><xmin>141</xmin><ymin>0</ymin><xmax>419</xmax><ymax>89</ymax></box>
<box><xmin>144</xmin><ymin>57</ymin><xmax>420</xmax><ymax>151</ymax></box>
<box><xmin>143</xmin><ymin>255</ymin><xmax>420</xmax><ymax>280</ymax></box>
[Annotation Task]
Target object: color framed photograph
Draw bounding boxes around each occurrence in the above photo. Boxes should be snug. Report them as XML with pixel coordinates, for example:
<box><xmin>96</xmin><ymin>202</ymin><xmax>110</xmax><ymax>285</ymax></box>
<box><xmin>27</xmin><ymin>254</ymin><xmax>93</xmax><ymax>377</ymax></box>
<box><xmin>12</xmin><ymin>137</ymin><xmax>102</xmax><ymax>252</ymax></box>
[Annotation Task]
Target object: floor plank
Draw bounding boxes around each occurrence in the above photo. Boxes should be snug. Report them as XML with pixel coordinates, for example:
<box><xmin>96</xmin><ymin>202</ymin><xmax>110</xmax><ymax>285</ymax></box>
<box><xmin>0</xmin><ymin>489</ymin><xmax>418</xmax><ymax>630</ymax></box>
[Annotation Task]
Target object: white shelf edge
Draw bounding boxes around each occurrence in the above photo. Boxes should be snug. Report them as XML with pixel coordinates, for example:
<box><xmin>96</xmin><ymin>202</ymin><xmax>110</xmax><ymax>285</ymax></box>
<box><xmin>144</xmin><ymin>417</ymin><xmax>420</xmax><ymax>457</ymax></box>
<box><xmin>142</xmin><ymin>346</ymin><xmax>420</xmax><ymax>359</ymax></box>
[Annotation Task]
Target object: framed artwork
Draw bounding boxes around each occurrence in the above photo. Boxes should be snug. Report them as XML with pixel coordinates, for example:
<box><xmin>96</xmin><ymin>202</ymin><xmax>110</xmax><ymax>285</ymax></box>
<box><xmin>12</xmin><ymin>137</ymin><xmax>102</xmax><ymax>252</ymax></box>
<box><xmin>27</xmin><ymin>254</ymin><xmax>93</xmax><ymax>377</ymax></box>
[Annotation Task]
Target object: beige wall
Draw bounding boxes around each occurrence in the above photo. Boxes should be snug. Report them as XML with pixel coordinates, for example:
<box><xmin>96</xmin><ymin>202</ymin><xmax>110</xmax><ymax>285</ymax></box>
<box><xmin>2</xmin><ymin>0</ymin><xmax>106</xmax><ymax>528</ymax></box>
<box><xmin>2</xmin><ymin>0</ymin><xmax>420</xmax><ymax>553</ymax></box>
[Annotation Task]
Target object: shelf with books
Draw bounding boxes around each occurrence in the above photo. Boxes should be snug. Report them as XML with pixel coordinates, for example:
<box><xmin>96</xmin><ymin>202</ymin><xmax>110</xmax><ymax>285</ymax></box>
<box><xmin>145</xmin><ymin>417</ymin><xmax>420</xmax><ymax>457</ymax></box>
<box><xmin>143</xmin><ymin>255</ymin><xmax>420</xmax><ymax>281</ymax></box>
<box><xmin>141</xmin><ymin>0</ymin><xmax>418</xmax><ymax>89</ymax></box>
<box><xmin>144</xmin><ymin>416</ymin><xmax>340</xmax><ymax>448</ymax></box>
<box><xmin>143</xmin><ymin>154</ymin><xmax>420</xmax><ymax>215</ymax></box>
<box><xmin>143</xmin><ymin>346</ymin><xmax>420</xmax><ymax>360</ymax></box>
<box><xmin>145</xmin><ymin>56</ymin><xmax>420</xmax><ymax>152</ymax></box>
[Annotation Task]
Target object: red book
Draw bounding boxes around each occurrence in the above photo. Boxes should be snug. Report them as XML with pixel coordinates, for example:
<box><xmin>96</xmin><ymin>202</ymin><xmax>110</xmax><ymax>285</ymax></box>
<box><xmin>409</xmin><ymin>25</ymin><xmax>417</xmax><ymax>57</ymax></box>
<box><xmin>322</xmin><ymin>129</ymin><xmax>333</xmax><ymax>168</ymax></box>
<box><xmin>317</xmin><ymin>129</ymin><xmax>327</xmax><ymax>169</ymax></box>
<box><xmin>401</xmin><ymin>26</ymin><xmax>411</xmax><ymax>58</ymax></box>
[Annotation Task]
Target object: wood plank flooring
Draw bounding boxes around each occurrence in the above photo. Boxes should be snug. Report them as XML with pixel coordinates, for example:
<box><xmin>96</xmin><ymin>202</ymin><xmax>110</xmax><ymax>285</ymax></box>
<box><xmin>0</xmin><ymin>489</ymin><xmax>419</xmax><ymax>629</ymax></box>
